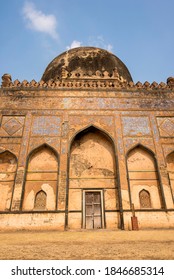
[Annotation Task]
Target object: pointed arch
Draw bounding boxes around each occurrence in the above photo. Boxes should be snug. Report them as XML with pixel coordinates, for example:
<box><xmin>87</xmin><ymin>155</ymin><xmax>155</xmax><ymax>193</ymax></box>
<box><xmin>0</xmin><ymin>149</ymin><xmax>18</xmax><ymax>163</ymax></box>
<box><xmin>126</xmin><ymin>144</ymin><xmax>163</xmax><ymax>209</ymax></box>
<box><xmin>0</xmin><ymin>150</ymin><xmax>17</xmax><ymax>211</ymax></box>
<box><xmin>69</xmin><ymin>124</ymin><xmax>116</xmax><ymax>153</ymax></box>
<box><xmin>127</xmin><ymin>144</ymin><xmax>157</xmax><ymax>172</ymax></box>
<box><xmin>22</xmin><ymin>143</ymin><xmax>59</xmax><ymax>211</ymax></box>
<box><xmin>166</xmin><ymin>150</ymin><xmax>174</xmax><ymax>201</ymax></box>
<box><xmin>70</xmin><ymin>125</ymin><xmax>116</xmax><ymax>177</ymax></box>
<box><xmin>34</xmin><ymin>190</ymin><xmax>47</xmax><ymax>210</ymax></box>
<box><xmin>66</xmin><ymin>124</ymin><xmax>123</xmax><ymax>230</ymax></box>
<box><xmin>27</xmin><ymin>143</ymin><xmax>59</xmax><ymax>166</ymax></box>
<box><xmin>139</xmin><ymin>189</ymin><xmax>151</xmax><ymax>208</ymax></box>
<box><xmin>126</xmin><ymin>143</ymin><xmax>155</xmax><ymax>159</ymax></box>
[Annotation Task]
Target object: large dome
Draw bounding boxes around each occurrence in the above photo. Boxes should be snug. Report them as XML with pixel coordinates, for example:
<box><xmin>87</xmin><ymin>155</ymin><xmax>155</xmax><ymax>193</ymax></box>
<box><xmin>41</xmin><ymin>47</ymin><xmax>133</xmax><ymax>82</ymax></box>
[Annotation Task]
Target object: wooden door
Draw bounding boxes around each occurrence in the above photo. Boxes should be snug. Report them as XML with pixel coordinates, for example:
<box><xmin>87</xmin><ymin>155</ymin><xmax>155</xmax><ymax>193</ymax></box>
<box><xmin>85</xmin><ymin>192</ymin><xmax>102</xmax><ymax>229</ymax></box>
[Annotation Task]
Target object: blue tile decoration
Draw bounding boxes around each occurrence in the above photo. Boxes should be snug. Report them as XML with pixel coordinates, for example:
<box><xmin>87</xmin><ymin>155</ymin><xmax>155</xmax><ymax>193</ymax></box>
<box><xmin>32</xmin><ymin>116</ymin><xmax>61</xmax><ymax>136</ymax></box>
<box><xmin>122</xmin><ymin>116</ymin><xmax>151</xmax><ymax>136</ymax></box>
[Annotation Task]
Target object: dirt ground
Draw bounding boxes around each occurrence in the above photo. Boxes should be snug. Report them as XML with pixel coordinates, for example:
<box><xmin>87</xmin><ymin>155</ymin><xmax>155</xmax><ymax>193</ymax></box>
<box><xmin>0</xmin><ymin>229</ymin><xmax>174</xmax><ymax>260</ymax></box>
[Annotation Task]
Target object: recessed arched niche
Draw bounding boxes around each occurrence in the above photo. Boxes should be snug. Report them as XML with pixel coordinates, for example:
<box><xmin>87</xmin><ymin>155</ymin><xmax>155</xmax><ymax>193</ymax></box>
<box><xmin>69</xmin><ymin>126</ymin><xmax>118</xmax><ymax>229</ymax></box>
<box><xmin>0</xmin><ymin>151</ymin><xmax>17</xmax><ymax>211</ymax></box>
<box><xmin>127</xmin><ymin>145</ymin><xmax>161</xmax><ymax>209</ymax></box>
<box><xmin>166</xmin><ymin>151</ymin><xmax>174</xmax><ymax>200</ymax></box>
<box><xmin>139</xmin><ymin>189</ymin><xmax>151</xmax><ymax>208</ymax></box>
<box><xmin>22</xmin><ymin>145</ymin><xmax>58</xmax><ymax>211</ymax></box>
<box><xmin>34</xmin><ymin>190</ymin><xmax>47</xmax><ymax>210</ymax></box>
<box><xmin>70</xmin><ymin>127</ymin><xmax>116</xmax><ymax>179</ymax></box>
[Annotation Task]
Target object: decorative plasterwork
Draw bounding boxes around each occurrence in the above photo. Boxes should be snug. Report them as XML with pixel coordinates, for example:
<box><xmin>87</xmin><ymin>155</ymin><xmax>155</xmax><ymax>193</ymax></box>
<box><xmin>122</xmin><ymin>117</ymin><xmax>151</xmax><ymax>137</ymax></box>
<box><xmin>157</xmin><ymin>117</ymin><xmax>174</xmax><ymax>137</ymax></box>
<box><xmin>1</xmin><ymin>74</ymin><xmax>173</xmax><ymax>90</ymax></box>
<box><xmin>31</xmin><ymin>116</ymin><xmax>61</xmax><ymax>136</ymax></box>
<box><xmin>0</xmin><ymin>116</ymin><xmax>25</xmax><ymax>137</ymax></box>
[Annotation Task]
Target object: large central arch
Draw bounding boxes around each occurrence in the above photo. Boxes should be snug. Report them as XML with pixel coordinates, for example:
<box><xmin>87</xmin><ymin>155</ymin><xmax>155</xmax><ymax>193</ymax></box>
<box><xmin>66</xmin><ymin>125</ymin><xmax>122</xmax><ymax>230</ymax></box>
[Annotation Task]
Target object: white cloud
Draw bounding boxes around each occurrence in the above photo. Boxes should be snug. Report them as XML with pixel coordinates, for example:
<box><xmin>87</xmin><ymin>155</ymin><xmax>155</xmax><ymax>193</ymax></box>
<box><xmin>107</xmin><ymin>44</ymin><xmax>113</xmax><ymax>52</ymax></box>
<box><xmin>88</xmin><ymin>36</ymin><xmax>113</xmax><ymax>52</ymax></box>
<box><xmin>66</xmin><ymin>40</ymin><xmax>82</xmax><ymax>50</ymax></box>
<box><xmin>23</xmin><ymin>1</ymin><xmax>58</xmax><ymax>40</ymax></box>
<box><xmin>66</xmin><ymin>38</ymin><xmax>113</xmax><ymax>52</ymax></box>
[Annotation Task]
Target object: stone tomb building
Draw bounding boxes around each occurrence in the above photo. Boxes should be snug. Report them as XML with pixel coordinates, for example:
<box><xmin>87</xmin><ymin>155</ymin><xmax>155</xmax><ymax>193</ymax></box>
<box><xmin>0</xmin><ymin>47</ymin><xmax>174</xmax><ymax>230</ymax></box>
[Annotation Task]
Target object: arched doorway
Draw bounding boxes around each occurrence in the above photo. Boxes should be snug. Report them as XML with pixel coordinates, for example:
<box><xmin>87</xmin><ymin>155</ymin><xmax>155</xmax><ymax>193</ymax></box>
<box><xmin>68</xmin><ymin>126</ymin><xmax>119</xmax><ymax>229</ymax></box>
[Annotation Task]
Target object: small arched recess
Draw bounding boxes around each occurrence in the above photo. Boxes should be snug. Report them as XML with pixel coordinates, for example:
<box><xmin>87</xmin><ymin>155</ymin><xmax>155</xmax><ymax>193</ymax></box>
<box><xmin>34</xmin><ymin>190</ymin><xmax>47</xmax><ymax>210</ymax></box>
<box><xmin>126</xmin><ymin>144</ymin><xmax>162</xmax><ymax>209</ymax></box>
<box><xmin>22</xmin><ymin>144</ymin><xmax>58</xmax><ymax>211</ymax></box>
<box><xmin>139</xmin><ymin>189</ymin><xmax>151</xmax><ymax>208</ymax></box>
<box><xmin>67</xmin><ymin>125</ymin><xmax>121</xmax><ymax>230</ymax></box>
<box><xmin>0</xmin><ymin>150</ymin><xmax>17</xmax><ymax>211</ymax></box>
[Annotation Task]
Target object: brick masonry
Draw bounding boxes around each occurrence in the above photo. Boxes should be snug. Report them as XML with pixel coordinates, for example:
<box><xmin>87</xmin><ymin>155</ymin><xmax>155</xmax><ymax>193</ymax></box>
<box><xmin>0</xmin><ymin>47</ymin><xmax>174</xmax><ymax>230</ymax></box>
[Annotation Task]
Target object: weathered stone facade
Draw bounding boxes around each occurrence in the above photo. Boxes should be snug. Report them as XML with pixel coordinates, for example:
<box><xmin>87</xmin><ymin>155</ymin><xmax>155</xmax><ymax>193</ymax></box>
<box><xmin>0</xmin><ymin>47</ymin><xmax>174</xmax><ymax>230</ymax></box>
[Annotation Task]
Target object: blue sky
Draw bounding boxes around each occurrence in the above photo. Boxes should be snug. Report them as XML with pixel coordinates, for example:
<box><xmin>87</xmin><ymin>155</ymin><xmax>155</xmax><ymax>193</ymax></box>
<box><xmin>0</xmin><ymin>0</ymin><xmax>174</xmax><ymax>83</ymax></box>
